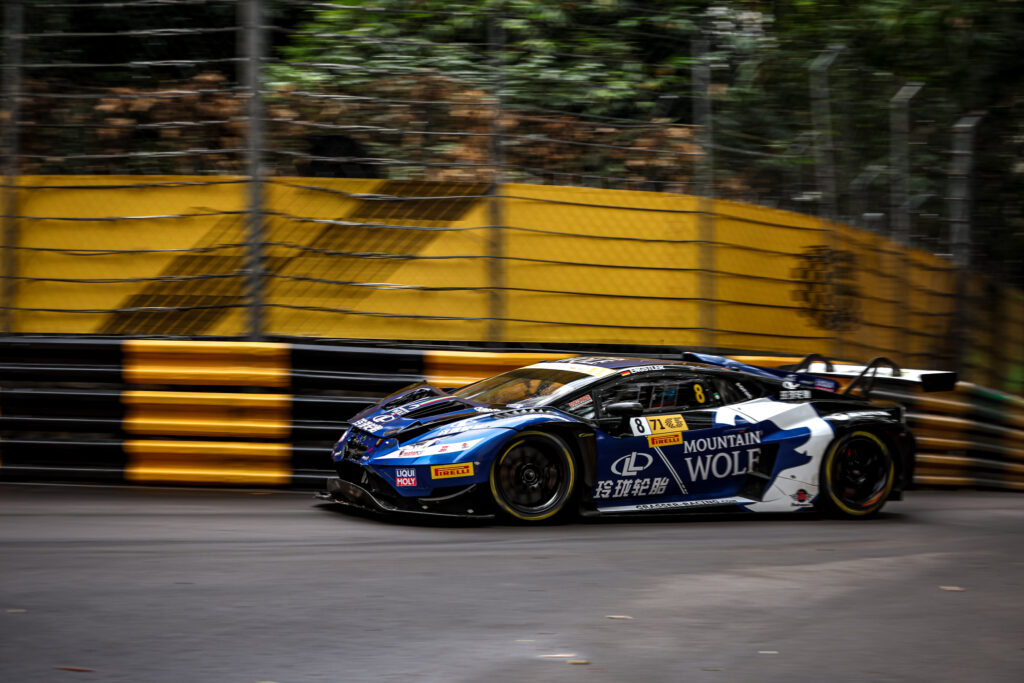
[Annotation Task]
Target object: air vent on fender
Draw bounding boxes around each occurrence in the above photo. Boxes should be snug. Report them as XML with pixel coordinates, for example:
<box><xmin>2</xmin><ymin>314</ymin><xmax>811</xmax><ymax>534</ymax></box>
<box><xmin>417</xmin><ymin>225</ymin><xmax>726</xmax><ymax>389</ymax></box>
<box><xmin>382</xmin><ymin>386</ymin><xmax>440</xmax><ymax>411</ymax></box>
<box><xmin>403</xmin><ymin>399</ymin><xmax>470</xmax><ymax>420</ymax></box>
<box><xmin>737</xmin><ymin>442</ymin><xmax>779</xmax><ymax>502</ymax></box>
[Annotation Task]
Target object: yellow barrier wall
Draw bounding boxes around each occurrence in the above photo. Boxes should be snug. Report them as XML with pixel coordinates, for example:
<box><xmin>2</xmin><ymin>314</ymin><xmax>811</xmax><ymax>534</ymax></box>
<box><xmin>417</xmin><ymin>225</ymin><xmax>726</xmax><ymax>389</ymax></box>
<box><xmin>11</xmin><ymin>176</ymin><xmax>250</xmax><ymax>336</ymax></box>
<box><xmin>262</xmin><ymin>178</ymin><xmax>494</xmax><ymax>341</ymax></box>
<box><xmin>7</xmin><ymin>176</ymin><xmax>1021</xmax><ymax>392</ymax></box>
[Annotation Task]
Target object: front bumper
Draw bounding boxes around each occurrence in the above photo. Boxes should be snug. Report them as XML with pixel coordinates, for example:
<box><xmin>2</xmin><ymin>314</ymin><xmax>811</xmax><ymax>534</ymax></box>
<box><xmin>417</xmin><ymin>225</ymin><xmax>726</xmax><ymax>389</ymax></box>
<box><xmin>316</xmin><ymin>476</ymin><xmax>495</xmax><ymax>520</ymax></box>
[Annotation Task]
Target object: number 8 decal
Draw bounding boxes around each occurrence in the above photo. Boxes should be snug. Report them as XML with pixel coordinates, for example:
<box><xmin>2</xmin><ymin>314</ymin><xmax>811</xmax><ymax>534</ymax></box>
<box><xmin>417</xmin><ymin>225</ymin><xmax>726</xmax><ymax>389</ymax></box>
<box><xmin>694</xmin><ymin>384</ymin><xmax>705</xmax><ymax>403</ymax></box>
<box><xmin>631</xmin><ymin>417</ymin><xmax>650</xmax><ymax>436</ymax></box>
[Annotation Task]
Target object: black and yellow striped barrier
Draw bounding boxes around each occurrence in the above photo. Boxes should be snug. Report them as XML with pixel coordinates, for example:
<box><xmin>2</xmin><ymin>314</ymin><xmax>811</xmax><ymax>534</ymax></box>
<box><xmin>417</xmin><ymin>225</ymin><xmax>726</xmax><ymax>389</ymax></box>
<box><xmin>122</xmin><ymin>340</ymin><xmax>292</xmax><ymax>387</ymax></box>
<box><xmin>1</xmin><ymin>338</ymin><xmax>1022</xmax><ymax>491</ymax></box>
<box><xmin>0</xmin><ymin>338</ymin><xmax>417</xmax><ymax>485</ymax></box>
<box><xmin>872</xmin><ymin>383</ymin><xmax>1024</xmax><ymax>491</ymax></box>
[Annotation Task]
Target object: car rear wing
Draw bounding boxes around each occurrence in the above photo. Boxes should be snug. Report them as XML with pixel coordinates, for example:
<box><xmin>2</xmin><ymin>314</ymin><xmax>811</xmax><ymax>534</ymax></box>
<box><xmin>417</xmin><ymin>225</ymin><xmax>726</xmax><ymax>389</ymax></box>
<box><xmin>682</xmin><ymin>351</ymin><xmax>958</xmax><ymax>398</ymax></box>
<box><xmin>783</xmin><ymin>354</ymin><xmax>958</xmax><ymax>396</ymax></box>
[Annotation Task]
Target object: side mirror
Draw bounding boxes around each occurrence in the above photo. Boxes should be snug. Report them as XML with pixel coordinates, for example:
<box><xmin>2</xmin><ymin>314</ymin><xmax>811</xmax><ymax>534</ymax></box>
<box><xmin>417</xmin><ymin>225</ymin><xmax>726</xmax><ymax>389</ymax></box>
<box><xmin>605</xmin><ymin>401</ymin><xmax>644</xmax><ymax>418</ymax></box>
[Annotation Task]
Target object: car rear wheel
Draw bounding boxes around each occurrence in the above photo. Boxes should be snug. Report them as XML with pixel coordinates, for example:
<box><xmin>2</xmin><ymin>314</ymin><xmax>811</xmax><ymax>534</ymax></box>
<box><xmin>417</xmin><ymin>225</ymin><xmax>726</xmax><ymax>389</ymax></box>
<box><xmin>489</xmin><ymin>431</ymin><xmax>576</xmax><ymax>523</ymax></box>
<box><xmin>820</xmin><ymin>430</ymin><xmax>895</xmax><ymax>518</ymax></box>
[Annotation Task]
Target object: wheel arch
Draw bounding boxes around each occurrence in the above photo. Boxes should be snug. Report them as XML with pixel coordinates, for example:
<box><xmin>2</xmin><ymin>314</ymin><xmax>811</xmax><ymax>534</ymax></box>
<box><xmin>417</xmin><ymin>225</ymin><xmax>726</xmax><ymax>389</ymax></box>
<box><xmin>521</xmin><ymin>422</ymin><xmax>598</xmax><ymax>495</ymax></box>
<box><xmin>487</xmin><ymin>422</ymin><xmax>594</xmax><ymax>522</ymax></box>
<box><xmin>496</xmin><ymin>420</ymin><xmax>597</xmax><ymax>491</ymax></box>
<box><xmin>823</xmin><ymin>417</ymin><xmax>908</xmax><ymax>492</ymax></box>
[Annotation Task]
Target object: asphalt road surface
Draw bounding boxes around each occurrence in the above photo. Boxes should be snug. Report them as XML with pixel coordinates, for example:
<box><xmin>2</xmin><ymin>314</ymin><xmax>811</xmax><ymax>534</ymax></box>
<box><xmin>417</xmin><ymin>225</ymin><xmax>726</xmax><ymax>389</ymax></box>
<box><xmin>1</xmin><ymin>483</ymin><xmax>1022</xmax><ymax>683</ymax></box>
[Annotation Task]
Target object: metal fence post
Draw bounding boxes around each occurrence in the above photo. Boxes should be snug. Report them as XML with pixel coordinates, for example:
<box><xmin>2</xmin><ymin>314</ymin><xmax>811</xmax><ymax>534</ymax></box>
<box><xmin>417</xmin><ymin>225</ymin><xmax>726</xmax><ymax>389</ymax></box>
<box><xmin>949</xmin><ymin>114</ymin><xmax>983</xmax><ymax>270</ymax></box>
<box><xmin>486</xmin><ymin>6</ymin><xmax>506</xmax><ymax>346</ymax></box>
<box><xmin>1</xmin><ymin>0</ymin><xmax>24</xmax><ymax>334</ymax></box>
<box><xmin>244</xmin><ymin>0</ymin><xmax>266</xmax><ymax>340</ymax></box>
<box><xmin>890</xmin><ymin>83</ymin><xmax>924</xmax><ymax>246</ymax></box>
<box><xmin>810</xmin><ymin>45</ymin><xmax>843</xmax><ymax>360</ymax></box>
<box><xmin>948</xmin><ymin>112</ymin><xmax>984</xmax><ymax>377</ymax></box>
<box><xmin>692</xmin><ymin>36</ymin><xmax>716</xmax><ymax>351</ymax></box>
<box><xmin>810</xmin><ymin>45</ymin><xmax>843</xmax><ymax>222</ymax></box>
<box><xmin>890</xmin><ymin>82</ymin><xmax>923</xmax><ymax>365</ymax></box>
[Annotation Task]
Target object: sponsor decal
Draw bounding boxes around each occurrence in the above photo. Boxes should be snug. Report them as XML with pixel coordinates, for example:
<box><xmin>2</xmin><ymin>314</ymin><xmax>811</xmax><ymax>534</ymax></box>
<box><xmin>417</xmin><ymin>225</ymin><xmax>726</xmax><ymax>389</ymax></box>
<box><xmin>431</xmin><ymin>463</ymin><xmax>475</xmax><ymax>479</ymax></box>
<box><xmin>352</xmin><ymin>418</ymin><xmax>384</xmax><ymax>434</ymax></box>
<box><xmin>681</xmin><ymin>430</ymin><xmax>763</xmax><ymax>482</ymax></box>
<box><xmin>814</xmin><ymin>379</ymin><xmax>837</xmax><ymax>392</ymax></box>
<box><xmin>779</xmin><ymin>390</ymin><xmax>811</xmax><ymax>400</ymax></box>
<box><xmin>619</xmin><ymin>365</ymin><xmax>665</xmax><ymax>376</ymax></box>
<box><xmin>568</xmin><ymin>394</ymin><xmax>593</xmax><ymax>410</ymax></box>
<box><xmin>782</xmin><ymin>380</ymin><xmax>801</xmax><ymax>390</ymax></box>
<box><xmin>734</xmin><ymin>382</ymin><xmax>753</xmax><ymax>399</ymax></box>
<box><xmin>648</xmin><ymin>432</ymin><xmax>683</xmax><ymax>448</ymax></box>
<box><xmin>682</xmin><ymin>430</ymin><xmax>762</xmax><ymax>453</ymax></box>
<box><xmin>611</xmin><ymin>452</ymin><xmax>654</xmax><ymax>477</ymax></box>
<box><xmin>395</xmin><ymin>468</ymin><xmax>417</xmax><ymax>487</ymax></box>
<box><xmin>391</xmin><ymin>439</ymin><xmax>481</xmax><ymax>459</ymax></box>
<box><xmin>623</xmin><ymin>497</ymin><xmax>747</xmax><ymax>512</ymax></box>
<box><xmin>594</xmin><ymin>476</ymin><xmax>670</xmax><ymax>500</ymax></box>
<box><xmin>629</xmin><ymin>414</ymin><xmax>688</xmax><ymax>436</ymax></box>
<box><xmin>790</xmin><ymin>488</ymin><xmax>812</xmax><ymax>506</ymax></box>
<box><xmin>684</xmin><ymin>449</ymin><xmax>761</xmax><ymax>481</ymax></box>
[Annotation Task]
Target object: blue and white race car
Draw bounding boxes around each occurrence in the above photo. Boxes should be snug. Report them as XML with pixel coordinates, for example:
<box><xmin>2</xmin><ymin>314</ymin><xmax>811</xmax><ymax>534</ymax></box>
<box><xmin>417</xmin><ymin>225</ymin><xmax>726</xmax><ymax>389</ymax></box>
<box><xmin>322</xmin><ymin>353</ymin><xmax>956</xmax><ymax>522</ymax></box>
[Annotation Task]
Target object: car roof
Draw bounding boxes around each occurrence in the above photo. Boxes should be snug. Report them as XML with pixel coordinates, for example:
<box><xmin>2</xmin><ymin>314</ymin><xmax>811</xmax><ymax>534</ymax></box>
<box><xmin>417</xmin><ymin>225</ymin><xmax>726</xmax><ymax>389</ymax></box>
<box><xmin>538</xmin><ymin>356</ymin><xmax>687</xmax><ymax>371</ymax></box>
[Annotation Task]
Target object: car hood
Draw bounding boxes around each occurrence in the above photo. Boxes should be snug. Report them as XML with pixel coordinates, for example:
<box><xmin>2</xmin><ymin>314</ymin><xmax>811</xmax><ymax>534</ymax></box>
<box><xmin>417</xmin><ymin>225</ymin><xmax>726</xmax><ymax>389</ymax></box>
<box><xmin>347</xmin><ymin>385</ymin><xmax>493</xmax><ymax>439</ymax></box>
<box><xmin>334</xmin><ymin>384</ymin><xmax>578</xmax><ymax>465</ymax></box>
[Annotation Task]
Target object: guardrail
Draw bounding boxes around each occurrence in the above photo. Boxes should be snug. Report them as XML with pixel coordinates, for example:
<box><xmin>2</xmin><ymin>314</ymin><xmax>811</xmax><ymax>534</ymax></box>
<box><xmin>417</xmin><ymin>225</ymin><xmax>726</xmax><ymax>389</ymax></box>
<box><xmin>1</xmin><ymin>338</ymin><xmax>1021</xmax><ymax>491</ymax></box>
<box><xmin>0</xmin><ymin>337</ymin><xmax>427</xmax><ymax>485</ymax></box>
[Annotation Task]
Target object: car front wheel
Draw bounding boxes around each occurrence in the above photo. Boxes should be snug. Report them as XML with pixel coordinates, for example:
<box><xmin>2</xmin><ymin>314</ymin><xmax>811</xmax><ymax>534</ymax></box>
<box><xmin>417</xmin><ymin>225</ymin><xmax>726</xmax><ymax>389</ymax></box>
<box><xmin>489</xmin><ymin>431</ymin><xmax>577</xmax><ymax>523</ymax></box>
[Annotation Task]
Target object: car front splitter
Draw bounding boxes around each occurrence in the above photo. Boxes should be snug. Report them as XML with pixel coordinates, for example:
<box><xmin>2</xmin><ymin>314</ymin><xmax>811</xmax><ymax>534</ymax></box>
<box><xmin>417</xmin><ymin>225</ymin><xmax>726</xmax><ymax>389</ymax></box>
<box><xmin>316</xmin><ymin>477</ymin><xmax>495</xmax><ymax>520</ymax></box>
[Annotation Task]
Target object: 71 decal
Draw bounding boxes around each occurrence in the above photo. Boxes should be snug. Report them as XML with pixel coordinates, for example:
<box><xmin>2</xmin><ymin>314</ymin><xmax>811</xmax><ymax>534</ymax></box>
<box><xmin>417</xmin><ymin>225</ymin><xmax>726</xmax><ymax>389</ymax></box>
<box><xmin>629</xmin><ymin>414</ymin><xmax>689</xmax><ymax>436</ymax></box>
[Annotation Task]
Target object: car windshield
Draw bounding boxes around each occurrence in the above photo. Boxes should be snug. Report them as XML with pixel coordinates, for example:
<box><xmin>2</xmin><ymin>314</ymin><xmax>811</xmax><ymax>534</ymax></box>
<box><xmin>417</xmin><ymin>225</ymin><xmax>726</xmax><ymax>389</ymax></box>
<box><xmin>453</xmin><ymin>367</ymin><xmax>593</xmax><ymax>406</ymax></box>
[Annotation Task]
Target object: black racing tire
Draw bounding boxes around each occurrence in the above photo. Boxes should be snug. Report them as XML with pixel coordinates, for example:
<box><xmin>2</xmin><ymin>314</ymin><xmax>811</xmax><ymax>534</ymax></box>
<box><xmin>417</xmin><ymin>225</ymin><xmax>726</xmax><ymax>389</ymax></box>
<box><xmin>489</xmin><ymin>430</ymin><xmax>577</xmax><ymax>523</ymax></box>
<box><xmin>819</xmin><ymin>430</ymin><xmax>895</xmax><ymax>519</ymax></box>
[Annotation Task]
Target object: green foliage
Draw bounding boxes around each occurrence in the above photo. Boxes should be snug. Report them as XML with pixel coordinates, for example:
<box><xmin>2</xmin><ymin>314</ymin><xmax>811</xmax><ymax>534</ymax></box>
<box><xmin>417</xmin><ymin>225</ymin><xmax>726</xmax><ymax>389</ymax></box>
<box><xmin>270</xmin><ymin>0</ymin><xmax>717</xmax><ymax>118</ymax></box>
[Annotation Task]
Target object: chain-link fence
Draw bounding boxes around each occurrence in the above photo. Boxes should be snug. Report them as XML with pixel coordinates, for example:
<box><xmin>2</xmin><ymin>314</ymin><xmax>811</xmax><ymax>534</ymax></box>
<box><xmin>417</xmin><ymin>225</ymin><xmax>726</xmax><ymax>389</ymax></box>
<box><xmin>2</xmin><ymin>0</ymin><xmax>1022</xmax><ymax>393</ymax></box>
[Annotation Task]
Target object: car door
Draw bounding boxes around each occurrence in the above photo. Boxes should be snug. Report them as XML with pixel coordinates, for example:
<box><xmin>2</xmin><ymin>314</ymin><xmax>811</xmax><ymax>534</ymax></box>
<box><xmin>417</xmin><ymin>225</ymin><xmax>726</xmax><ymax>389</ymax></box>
<box><xmin>581</xmin><ymin>370</ymin><xmax>763</xmax><ymax>510</ymax></box>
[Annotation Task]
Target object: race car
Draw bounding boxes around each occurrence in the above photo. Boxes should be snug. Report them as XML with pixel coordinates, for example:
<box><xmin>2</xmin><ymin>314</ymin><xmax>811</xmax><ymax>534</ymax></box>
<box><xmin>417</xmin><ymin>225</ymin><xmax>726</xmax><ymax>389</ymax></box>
<box><xmin>321</xmin><ymin>352</ymin><xmax>956</xmax><ymax>522</ymax></box>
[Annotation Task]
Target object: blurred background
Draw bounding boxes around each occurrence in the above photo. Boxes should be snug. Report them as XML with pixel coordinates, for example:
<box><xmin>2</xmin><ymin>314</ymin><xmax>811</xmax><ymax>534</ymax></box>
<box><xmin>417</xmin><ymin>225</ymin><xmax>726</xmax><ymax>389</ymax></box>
<box><xmin>1</xmin><ymin>0</ymin><xmax>1022</xmax><ymax>392</ymax></box>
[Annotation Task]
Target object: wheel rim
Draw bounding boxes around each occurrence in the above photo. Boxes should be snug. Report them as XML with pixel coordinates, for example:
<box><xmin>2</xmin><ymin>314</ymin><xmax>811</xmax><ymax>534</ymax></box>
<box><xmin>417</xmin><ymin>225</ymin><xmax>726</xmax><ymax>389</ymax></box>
<box><xmin>829</xmin><ymin>434</ymin><xmax>891</xmax><ymax>511</ymax></box>
<box><xmin>493</xmin><ymin>437</ymin><xmax>571</xmax><ymax>519</ymax></box>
